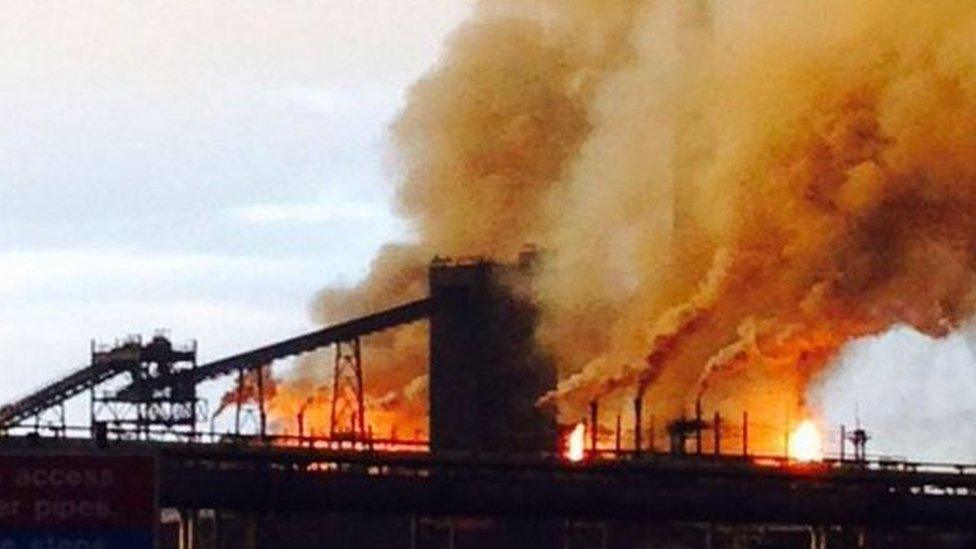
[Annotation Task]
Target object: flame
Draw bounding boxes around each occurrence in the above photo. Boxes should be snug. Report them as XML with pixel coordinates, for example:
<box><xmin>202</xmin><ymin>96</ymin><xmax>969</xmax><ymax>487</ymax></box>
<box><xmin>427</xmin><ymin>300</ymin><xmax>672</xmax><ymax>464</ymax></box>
<box><xmin>531</xmin><ymin>1</ymin><xmax>976</xmax><ymax>441</ymax></box>
<box><xmin>565</xmin><ymin>422</ymin><xmax>586</xmax><ymax>462</ymax></box>
<box><xmin>788</xmin><ymin>420</ymin><xmax>823</xmax><ymax>462</ymax></box>
<box><xmin>260</xmin><ymin>1</ymin><xmax>976</xmax><ymax>447</ymax></box>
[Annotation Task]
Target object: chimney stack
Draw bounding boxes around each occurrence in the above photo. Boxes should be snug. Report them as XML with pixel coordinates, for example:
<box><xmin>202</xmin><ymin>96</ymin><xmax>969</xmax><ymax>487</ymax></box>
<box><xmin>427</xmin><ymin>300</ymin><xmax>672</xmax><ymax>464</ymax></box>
<box><xmin>633</xmin><ymin>395</ymin><xmax>643</xmax><ymax>454</ymax></box>
<box><xmin>695</xmin><ymin>398</ymin><xmax>703</xmax><ymax>455</ymax></box>
<box><xmin>589</xmin><ymin>400</ymin><xmax>599</xmax><ymax>454</ymax></box>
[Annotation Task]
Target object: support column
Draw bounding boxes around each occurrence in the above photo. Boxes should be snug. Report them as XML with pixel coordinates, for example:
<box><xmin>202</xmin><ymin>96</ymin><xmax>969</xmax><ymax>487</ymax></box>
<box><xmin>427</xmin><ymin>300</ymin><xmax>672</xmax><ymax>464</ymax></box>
<box><xmin>213</xmin><ymin>509</ymin><xmax>223</xmax><ymax>549</ymax></box>
<box><xmin>243</xmin><ymin>512</ymin><xmax>260</xmax><ymax>549</ymax></box>
<box><xmin>614</xmin><ymin>413</ymin><xmax>621</xmax><ymax>454</ymax></box>
<box><xmin>330</xmin><ymin>339</ymin><xmax>367</xmax><ymax>442</ymax></box>
<box><xmin>589</xmin><ymin>401</ymin><xmax>598</xmax><ymax>455</ymax></box>
<box><xmin>256</xmin><ymin>366</ymin><xmax>267</xmax><ymax>440</ymax></box>
<box><xmin>742</xmin><ymin>411</ymin><xmax>749</xmax><ymax>456</ymax></box>
<box><xmin>633</xmin><ymin>396</ymin><xmax>643</xmax><ymax>454</ymax></box>
<box><xmin>235</xmin><ymin>368</ymin><xmax>244</xmax><ymax>436</ymax></box>
<box><xmin>840</xmin><ymin>425</ymin><xmax>846</xmax><ymax>462</ymax></box>
<box><xmin>713</xmin><ymin>411</ymin><xmax>721</xmax><ymax>456</ymax></box>
<box><xmin>190</xmin><ymin>351</ymin><xmax>198</xmax><ymax>440</ymax></box>
<box><xmin>695</xmin><ymin>398</ymin><xmax>703</xmax><ymax>455</ymax></box>
<box><xmin>89</xmin><ymin>384</ymin><xmax>96</xmax><ymax>436</ymax></box>
<box><xmin>179</xmin><ymin>509</ymin><xmax>195</xmax><ymax>549</ymax></box>
<box><xmin>58</xmin><ymin>402</ymin><xmax>67</xmax><ymax>438</ymax></box>
<box><xmin>354</xmin><ymin>338</ymin><xmax>366</xmax><ymax>437</ymax></box>
<box><xmin>809</xmin><ymin>526</ymin><xmax>828</xmax><ymax>549</ymax></box>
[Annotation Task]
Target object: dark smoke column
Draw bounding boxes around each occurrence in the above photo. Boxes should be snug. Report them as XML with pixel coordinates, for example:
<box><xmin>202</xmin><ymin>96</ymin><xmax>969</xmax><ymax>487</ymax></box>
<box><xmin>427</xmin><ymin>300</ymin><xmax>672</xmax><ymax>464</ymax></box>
<box><xmin>428</xmin><ymin>248</ymin><xmax>557</xmax><ymax>454</ymax></box>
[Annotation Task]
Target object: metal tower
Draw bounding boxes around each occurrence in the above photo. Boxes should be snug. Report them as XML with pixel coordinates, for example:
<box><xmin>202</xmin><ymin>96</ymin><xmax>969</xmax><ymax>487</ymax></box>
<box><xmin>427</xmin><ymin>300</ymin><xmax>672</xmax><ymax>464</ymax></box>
<box><xmin>90</xmin><ymin>333</ymin><xmax>201</xmax><ymax>439</ymax></box>
<box><xmin>329</xmin><ymin>338</ymin><xmax>366</xmax><ymax>440</ymax></box>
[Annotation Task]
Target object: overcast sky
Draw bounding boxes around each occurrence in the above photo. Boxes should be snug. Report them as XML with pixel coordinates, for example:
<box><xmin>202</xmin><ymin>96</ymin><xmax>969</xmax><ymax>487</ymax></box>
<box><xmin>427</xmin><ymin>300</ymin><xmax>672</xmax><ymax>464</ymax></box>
<box><xmin>0</xmin><ymin>1</ymin><xmax>471</xmax><ymax>403</ymax></box>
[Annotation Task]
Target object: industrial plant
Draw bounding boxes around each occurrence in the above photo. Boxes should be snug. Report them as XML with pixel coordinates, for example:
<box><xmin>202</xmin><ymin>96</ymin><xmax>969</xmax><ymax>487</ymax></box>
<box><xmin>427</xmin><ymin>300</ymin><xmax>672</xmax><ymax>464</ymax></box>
<box><xmin>0</xmin><ymin>250</ymin><xmax>974</xmax><ymax>548</ymax></box>
<box><xmin>6</xmin><ymin>0</ymin><xmax>976</xmax><ymax>547</ymax></box>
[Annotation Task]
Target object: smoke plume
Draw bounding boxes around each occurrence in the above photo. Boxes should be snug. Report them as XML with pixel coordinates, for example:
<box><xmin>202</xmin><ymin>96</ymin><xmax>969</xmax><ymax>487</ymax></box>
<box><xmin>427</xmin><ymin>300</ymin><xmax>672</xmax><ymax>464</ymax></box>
<box><xmin>272</xmin><ymin>0</ymin><xmax>976</xmax><ymax>451</ymax></box>
<box><xmin>541</xmin><ymin>0</ymin><xmax>976</xmax><ymax>452</ymax></box>
<box><xmin>268</xmin><ymin>0</ymin><xmax>643</xmax><ymax>437</ymax></box>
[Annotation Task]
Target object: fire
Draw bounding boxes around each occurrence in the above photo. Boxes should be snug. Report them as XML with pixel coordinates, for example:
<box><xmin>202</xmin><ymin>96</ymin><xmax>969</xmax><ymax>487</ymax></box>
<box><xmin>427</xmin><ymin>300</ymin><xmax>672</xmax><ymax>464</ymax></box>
<box><xmin>565</xmin><ymin>422</ymin><xmax>586</xmax><ymax>462</ymax></box>
<box><xmin>788</xmin><ymin>420</ymin><xmax>823</xmax><ymax>462</ymax></box>
<box><xmin>269</xmin><ymin>1</ymin><xmax>976</xmax><ymax>449</ymax></box>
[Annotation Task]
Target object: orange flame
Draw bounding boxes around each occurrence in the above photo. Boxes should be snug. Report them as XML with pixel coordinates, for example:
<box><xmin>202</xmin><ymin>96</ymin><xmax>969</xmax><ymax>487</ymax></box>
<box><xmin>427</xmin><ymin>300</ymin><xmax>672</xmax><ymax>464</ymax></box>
<box><xmin>788</xmin><ymin>420</ymin><xmax>823</xmax><ymax>462</ymax></box>
<box><xmin>565</xmin><ymin>422</ymin><xmax>586</xmax><ymax>462</ymax></box>
<box><xmin>249</xmin><ymin>1</ymin><xmax>976</xmax><ymax>452</ymax></box>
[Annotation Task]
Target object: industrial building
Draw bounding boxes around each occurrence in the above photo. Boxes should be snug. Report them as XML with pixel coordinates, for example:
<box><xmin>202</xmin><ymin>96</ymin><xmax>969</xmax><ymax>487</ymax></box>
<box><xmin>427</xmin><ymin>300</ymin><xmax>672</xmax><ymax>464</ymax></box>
<box><xmin>1</xmin><ymin>253</ymin><xmax>976</xmax><ymax>548</ymax></box>
<box><xmin>429</xmin><ymin>248</ymin><xmax>557</xmax><ymax>454</ymax></box>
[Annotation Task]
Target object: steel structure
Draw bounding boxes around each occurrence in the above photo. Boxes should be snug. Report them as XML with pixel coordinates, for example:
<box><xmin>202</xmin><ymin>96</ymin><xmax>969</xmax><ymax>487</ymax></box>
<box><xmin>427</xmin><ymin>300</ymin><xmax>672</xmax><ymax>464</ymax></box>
<box><xmin>0</xmin><ymin>254</ymin><xmax>546</xmax><ymax>450</ymax></box>
<box><xmin>329</xmin><ymin>338</ymin><xmax>366</xmax><ymax>440</ymax></box>
<box><xmin>118</xmin><ymin>298</ymin><xmax>434</xmax><ymax>399</ymax></box>
<box><xmin>428</xmin><ymin>251</ymin><xmax>557</xmax><ymax>454</ymax></box>
<box><xmin>90</xmin><ymin>334</ymin><xmax>200</xmax><ymax>438</ymax></box>
<box><xmin>14</xmin><ymin>254</ymin><xmax>958</xmax><ymax>543</ymax></box>
<box><xmin>5</xmin><ymin>436</ymin><xmax>976</xmax><ymax>529</ymax></box>
<box><xmin>0</xmin><ymin>299</ymin><xmax>434</xmax><ymax>433</ymax></box>
<box><xmin>0</xmin><ymin>353</ymin><xmax>135</xmax><ymax>429</ymax></box>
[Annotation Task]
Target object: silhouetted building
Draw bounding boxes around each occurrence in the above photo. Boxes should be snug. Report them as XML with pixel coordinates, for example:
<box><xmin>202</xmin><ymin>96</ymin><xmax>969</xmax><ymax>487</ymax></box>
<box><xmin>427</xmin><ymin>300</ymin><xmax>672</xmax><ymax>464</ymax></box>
<box><xmin>428</xmin><ymin>248</ymin><xmax>557</xmax><ymax>454</ymax></box>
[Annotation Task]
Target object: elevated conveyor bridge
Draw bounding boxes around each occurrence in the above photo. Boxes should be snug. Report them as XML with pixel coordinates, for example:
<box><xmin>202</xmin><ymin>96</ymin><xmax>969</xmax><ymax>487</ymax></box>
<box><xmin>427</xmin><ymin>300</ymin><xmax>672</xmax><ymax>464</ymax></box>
<box><xmin>0</xmin><ymin>298</ymin><xmax>435</xmax><ymax>431</ymax></box>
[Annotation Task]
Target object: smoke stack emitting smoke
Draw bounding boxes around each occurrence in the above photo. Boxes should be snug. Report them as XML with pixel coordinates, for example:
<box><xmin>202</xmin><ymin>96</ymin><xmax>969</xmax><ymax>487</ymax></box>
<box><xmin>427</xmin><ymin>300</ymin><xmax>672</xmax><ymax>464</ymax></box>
<box><xmin>264</xmin><ymin>0</ymin><xmax>976</xmax><ymax>452</ymax></box>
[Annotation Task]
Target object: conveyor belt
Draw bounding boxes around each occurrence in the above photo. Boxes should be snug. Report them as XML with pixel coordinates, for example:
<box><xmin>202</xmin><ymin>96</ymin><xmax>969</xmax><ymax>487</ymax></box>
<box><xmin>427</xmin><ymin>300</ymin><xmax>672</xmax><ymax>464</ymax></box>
<box><xmin>116</xmin><ymin>297</ymin><xmax>435</xmax><ymax>398</ymax></box>
<box><xmin>0</xmin><ymin>298</ymin><xmax>435</xmax><ymax>427</ymax></box>
<box><xmin>0</xmin><ymin>361</ymin><xmax>131</xmax><ymax>427</ymax></box>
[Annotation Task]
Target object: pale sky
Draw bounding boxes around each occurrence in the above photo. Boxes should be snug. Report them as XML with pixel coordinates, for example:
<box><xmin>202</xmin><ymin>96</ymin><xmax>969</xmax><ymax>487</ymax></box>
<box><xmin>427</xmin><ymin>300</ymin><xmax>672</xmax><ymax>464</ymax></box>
<box><xmin>0</xmin><ymin>1</ymin><xmax>471</xmax><ymax>404</ymax></box>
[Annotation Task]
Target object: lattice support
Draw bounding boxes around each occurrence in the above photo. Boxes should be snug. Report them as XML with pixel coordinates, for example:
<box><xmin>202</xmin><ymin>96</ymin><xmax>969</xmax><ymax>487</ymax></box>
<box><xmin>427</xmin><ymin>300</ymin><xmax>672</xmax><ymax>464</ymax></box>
<box><xmin>329</xmin><ymin>338</ymin><xmax>366</xmax><ymax>440</ymax></box>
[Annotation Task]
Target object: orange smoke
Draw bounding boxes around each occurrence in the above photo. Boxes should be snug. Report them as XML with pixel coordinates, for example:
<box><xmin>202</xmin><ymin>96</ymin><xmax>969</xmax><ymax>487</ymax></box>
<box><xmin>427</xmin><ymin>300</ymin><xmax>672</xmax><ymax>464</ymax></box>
<box><xmin>265</xmin><ymin>1</ymin><xmax>643</xmax><ymax>437</ymax></box>
<box><xmin>542</xmin><ymin>0</ymin><xmax>976</xmax><ymax>453</ymax></box>
<box><xmin>265</xmin><ymin>0</ymin><xmax>976</xmax><ymax>450</ymax></box>
<box><xmin>214</xmin><ymin>365</ymin><xmax>277</xmax><ymax>418</ymax></box>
